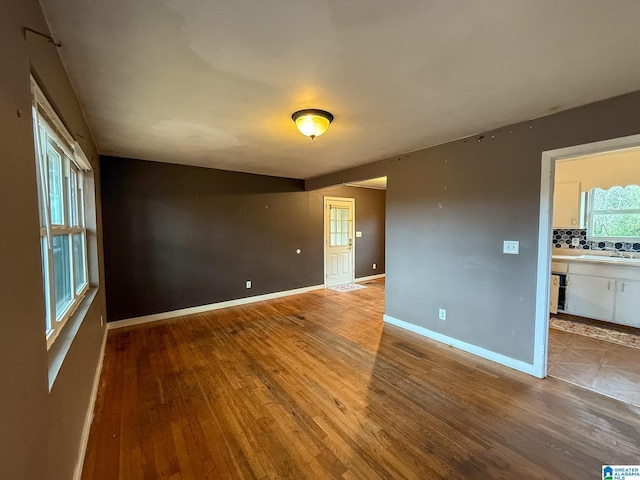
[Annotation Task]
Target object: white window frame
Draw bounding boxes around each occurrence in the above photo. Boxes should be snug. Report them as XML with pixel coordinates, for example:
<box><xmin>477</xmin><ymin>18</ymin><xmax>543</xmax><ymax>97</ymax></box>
<box><xmin>31</xmin><ymin>78</ymin><xmax>92</xmax><ymax>349</ymax></box>
<box><xmin>586</xmin><ymin>186</ymin><xmax>640</xmax><ymax>243</ymax></box>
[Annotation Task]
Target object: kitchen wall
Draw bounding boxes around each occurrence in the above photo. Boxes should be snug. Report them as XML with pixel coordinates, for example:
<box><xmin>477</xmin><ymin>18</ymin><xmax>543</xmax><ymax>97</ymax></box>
<box><xmin>0</xmin><ymin>1</ymin><xmax>106</xmax><ymax>478</ymax></box>
<box><xmin>307</xmin><ymin>89</ymin><xmax>640</xmax><ymax>366</ymax></box>
<box><xmin>101</xmin><ymin>156</ymin><xmax>385</xmax><ymax>322</ymax></box>
<box><xmin>555</xmin><ymin>147</ymin><xmax>640</xmax><ymax>191</ymax></box>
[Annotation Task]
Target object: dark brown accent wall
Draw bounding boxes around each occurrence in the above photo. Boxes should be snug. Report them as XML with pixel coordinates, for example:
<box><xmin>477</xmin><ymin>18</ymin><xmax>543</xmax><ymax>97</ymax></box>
<box><xmin>101</xmin><ymin>156</ymin><xmax>385</xmax><ymax>321</ymax></box>
<box><xmin>1</xmin><ymin>1</ymin><xmax>106</xmax><ymax>478</ymax></box>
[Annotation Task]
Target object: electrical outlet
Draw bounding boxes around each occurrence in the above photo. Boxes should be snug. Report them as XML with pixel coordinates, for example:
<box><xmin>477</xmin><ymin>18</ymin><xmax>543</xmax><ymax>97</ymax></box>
<box><xmin>246</xmin><ymin>280</ymin><xmax>251</xmax><ymax>288</ymax></box>
<box><xmin>439</xmin><ymin>308</ymin><xmax>446</xmax><ymax>321</ymax></box>
<box><xmin>503</xmin><ymin>240</ymin><xmax>519</xmax><ymax>255</ymax></box>
<box><xmin>571</xmin><ymin>238</ymin><xmax>580</xmax><ymax>246</ymax></box>
<box><xmin>373</xmin><ymin>263</ymin><xmax>377</xmax><ymax>270</ymax></box>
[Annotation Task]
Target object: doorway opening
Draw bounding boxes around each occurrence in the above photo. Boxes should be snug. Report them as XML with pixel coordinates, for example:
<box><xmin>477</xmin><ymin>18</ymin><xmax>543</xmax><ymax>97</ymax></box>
<box><xmin>535</xmin><ymin>134</ymin><xmax>640</xmax><ymax>406</ymax></box>
<box><xmin>322</xmin><ymin>176</ymin><xmax>387</xmax><ymax>290</ymax></box>
<box><xmin>321</xmin><ymin>177</ymin><xmax>387</xmax><ymax>292</ymax></box>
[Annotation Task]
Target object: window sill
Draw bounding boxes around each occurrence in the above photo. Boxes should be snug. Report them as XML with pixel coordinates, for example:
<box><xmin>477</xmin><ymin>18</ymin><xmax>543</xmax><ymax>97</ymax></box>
<box><xmin>47</xmin><ymin>287</ymin><xmax>99</xmax><ymax>392</ymax></box>
<box><xmin>587</xmin><ymin>237</ymin><xmax>640</xmax><ymax>244</ymax></box>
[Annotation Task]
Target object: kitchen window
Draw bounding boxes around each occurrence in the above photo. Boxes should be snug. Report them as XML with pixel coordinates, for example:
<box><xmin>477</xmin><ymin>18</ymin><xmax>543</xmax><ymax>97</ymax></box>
<box><xmin>587</xmin><ymin>185</ymin><xmax>640</xmax><ymax>242</ymax></box>
<box><xmin>31</xmin><ymin>78</ymin><xmax>92</xmax><ymax>348</ymax></box>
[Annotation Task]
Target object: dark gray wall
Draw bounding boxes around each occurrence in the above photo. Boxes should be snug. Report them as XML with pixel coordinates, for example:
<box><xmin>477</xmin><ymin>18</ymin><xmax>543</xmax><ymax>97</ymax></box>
<box><xmin>308</xmin><ymin>90</ymin><xmax>640</xmax><ymax>365</ymax></box>
<box><xmin>101</xmin><ymin>156</ymin><xmax>385</xmax><ymax>321</ymax></box>
<box><xmin>0</xmin><ymin>0</ymin><xmax>106</xmax><ymax>478</ymax></box>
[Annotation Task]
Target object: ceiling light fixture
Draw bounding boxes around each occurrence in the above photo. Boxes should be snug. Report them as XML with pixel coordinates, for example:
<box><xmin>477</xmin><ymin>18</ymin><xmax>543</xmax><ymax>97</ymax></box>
<box><xmin>291</xmin><ymin>109</ymin><xmax>334</xmax><ymax>139</ymax></box>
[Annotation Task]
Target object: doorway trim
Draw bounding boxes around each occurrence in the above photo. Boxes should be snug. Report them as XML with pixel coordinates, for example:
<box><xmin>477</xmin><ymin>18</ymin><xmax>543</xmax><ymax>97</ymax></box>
<box><xmin>534</xmin><ymin>133</ymin><xmax>640</xmax><ymax>378</ymax></box>
<box><xmin>323</xmin><ymin>196</ymin><xmax>356</xmax><ymax>288</ymax></box>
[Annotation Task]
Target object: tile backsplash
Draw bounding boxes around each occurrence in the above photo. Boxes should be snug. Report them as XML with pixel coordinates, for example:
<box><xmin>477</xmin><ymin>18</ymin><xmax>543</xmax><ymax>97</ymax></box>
<box><xmin>553</xmin><ymin>228</ymin><xmax>640</xmax><ymax>252</ymax></box>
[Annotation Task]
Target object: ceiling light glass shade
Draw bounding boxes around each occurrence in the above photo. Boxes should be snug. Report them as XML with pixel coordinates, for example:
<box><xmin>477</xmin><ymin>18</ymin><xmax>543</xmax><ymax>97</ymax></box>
<box><xmin>292</xmin><ymin>109</ymin><xmax>334</xmax><ymax>139</ymax></box>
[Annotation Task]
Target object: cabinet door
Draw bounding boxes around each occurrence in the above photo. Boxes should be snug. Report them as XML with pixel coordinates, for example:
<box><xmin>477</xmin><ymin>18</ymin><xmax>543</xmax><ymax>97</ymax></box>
<box><xmin>553</xmin><ymin>182</ymin><xmax>581</xmax><ymax>228</ymax></box>
<box><xmin>566</xmin><ymin>274</ymin><xmax>615</xmax><ymax>321</ymax></box>
<box><xmin>614</xmin><ymin>280</ymin><xmax>640</xmax><ymax>327</ymax></box>
<box><xmin>550</xmin><ymin>274</ymin><xmax>560</xmax><ymax>314</ymax></box>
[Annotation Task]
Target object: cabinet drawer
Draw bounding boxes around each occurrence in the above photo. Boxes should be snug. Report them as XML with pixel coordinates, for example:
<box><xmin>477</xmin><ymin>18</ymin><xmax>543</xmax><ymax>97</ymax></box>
<box><xmin>568</xmin><ymin>262</ymin><xmax>640</xmax><ymax>280</ymax></box>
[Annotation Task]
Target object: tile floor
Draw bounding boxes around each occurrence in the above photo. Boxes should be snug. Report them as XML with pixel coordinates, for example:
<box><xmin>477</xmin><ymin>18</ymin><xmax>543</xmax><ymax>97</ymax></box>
<box><xmin>548</xmin><ymin>327</ymin><xmax>640</xmax><ymax>407</ymax></box>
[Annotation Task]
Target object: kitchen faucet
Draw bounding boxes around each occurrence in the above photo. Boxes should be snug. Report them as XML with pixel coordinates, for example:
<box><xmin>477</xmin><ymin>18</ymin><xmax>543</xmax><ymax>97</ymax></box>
<box><xmin>605</xmin><ymin>247</ymin><xmax>626</xmax><ymax>258</ymax></box>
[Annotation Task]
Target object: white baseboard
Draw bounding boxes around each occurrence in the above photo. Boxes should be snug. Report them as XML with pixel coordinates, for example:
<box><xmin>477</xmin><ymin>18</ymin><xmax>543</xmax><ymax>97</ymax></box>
<box><xmin>383</xmin><ymin>314</ymin><xmax>535</xmax><ymax>377</ymax></box>
<box><xmin>108</xmin><ymin>284</ymin><xmax>325</xmax><ymax>330</ymax></box>
<box><xmin>355</xmin><ymin>273</ymin><xmax>386</xmax><ymax>283</ymax></box>
<box><xmin>73</xmin><ymin>326</ymin><xmax>107</xmax><ymax>480</ymax></box>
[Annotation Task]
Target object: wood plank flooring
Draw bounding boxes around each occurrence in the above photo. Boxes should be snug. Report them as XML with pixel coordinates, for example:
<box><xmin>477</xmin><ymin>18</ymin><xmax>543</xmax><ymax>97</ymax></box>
<box><xmin>83</xmin><ymin>279</ymin><xmax>640</xmax><ymax>479</ymax></box>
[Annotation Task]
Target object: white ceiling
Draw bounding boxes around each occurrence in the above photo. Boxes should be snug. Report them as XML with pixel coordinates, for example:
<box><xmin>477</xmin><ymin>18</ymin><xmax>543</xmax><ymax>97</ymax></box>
<box><xmin>41</xmin><ymin>0</ymin><xmax>640</xmax><ymax>180</ymax></box>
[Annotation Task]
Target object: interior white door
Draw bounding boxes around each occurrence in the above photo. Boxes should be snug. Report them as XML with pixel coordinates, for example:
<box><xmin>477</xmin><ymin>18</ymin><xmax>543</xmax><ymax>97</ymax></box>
<box><xmin>325</xmin><ymin>198</ymin><xmax>354</xmax><ymax>287</ymax></box>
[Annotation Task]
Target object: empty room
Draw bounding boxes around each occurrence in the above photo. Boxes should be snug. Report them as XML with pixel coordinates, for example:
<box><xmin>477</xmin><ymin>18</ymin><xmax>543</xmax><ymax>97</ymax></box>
<box><xmin>3</xmin><ymin>1</ymin><xmax>640</xmax><ymax>479</ymax></box>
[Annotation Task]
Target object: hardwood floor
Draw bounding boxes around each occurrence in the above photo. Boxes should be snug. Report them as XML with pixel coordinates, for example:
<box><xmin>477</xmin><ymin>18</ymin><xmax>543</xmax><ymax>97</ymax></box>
<box><xmin>83</xmin><ymin>279</ymin><xmax>640</xmax><ymax>479</ymax></box>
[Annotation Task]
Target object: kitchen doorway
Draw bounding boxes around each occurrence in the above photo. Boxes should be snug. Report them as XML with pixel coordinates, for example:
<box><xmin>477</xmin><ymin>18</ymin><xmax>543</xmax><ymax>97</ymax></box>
<box><xmin>535</xmin><ymin>134</ymin><xmax>640</xmax><ymax>405</ymax></box>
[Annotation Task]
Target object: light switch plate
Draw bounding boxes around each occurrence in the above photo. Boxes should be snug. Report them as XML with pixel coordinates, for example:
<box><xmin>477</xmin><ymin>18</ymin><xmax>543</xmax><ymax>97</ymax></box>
<box><xmin>356</xmin><ymin>231</ymin><xmax>362</xmax><ymax>238</ymax></box>
<box><xmin>503</xmin><ymin>240</ymin><xmax>520</xmax><ymax>255</ymax></box>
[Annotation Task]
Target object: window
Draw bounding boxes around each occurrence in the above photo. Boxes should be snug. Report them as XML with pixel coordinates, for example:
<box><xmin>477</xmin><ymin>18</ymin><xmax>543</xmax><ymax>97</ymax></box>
<box><xmin>31</xmin><ymin>79</ymin><xmax>92</xmax><ymax>348</ymax></box>
<box><xmin>330</xmin><ymin>206</ymin><xmax>350</xmax><ymax>247</ymax></box>
<box><xmin>587</xmin><ymin>185</ymin><xmax>640</xmax><ymax>242</ymax></box>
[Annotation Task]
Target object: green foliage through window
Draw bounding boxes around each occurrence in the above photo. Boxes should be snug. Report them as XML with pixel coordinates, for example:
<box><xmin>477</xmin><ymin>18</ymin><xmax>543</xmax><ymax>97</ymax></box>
<box><xmin>589</xmin><ymin>185</ymin><xmax>640</xmax><ymax>239</ymax></box>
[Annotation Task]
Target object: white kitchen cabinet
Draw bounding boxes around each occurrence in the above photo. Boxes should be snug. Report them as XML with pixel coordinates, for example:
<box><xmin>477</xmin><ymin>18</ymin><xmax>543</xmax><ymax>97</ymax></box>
<box><xmin>550</xmin><ymin>275</ymin><xmax>560</xmax><ymax>314</ymax></box>
<box><xmin>567</xmin><ymin>274</ymin><xmax>615</xmax><ymax>321</ymax></box>
<box><xmin>553</xmin><ymin>181</ymin><xmax>582</xmax><ymax>228</ymax></box>
<box><xmin>564</xmin><ymin>262</ymin><xmax>640</xmax><ymax>326</ymax></box>
<box><xmin>614</xmin><ymin>280</ymin><xmax>640</xmax><ymax>327</ymax></box>
<box><xmin>550</xmin><ymin>261</ymin><xmax>569</xmax><ymax>313</ymax></box>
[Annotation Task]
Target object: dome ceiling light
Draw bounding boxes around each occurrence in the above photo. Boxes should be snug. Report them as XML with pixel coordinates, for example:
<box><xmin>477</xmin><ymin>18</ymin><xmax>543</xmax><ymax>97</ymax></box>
<box><xmin>291</xmin><ymin>109</ymin><xmax>334</xmax><ymax>139</ymax></box>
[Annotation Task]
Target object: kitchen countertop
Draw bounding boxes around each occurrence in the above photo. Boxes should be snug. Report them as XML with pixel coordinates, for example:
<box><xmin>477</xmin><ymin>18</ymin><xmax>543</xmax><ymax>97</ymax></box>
<box><xmin>552</xmin><ymin>253</ymin><xmax>640</xmax><ymax>267</ymax></box>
